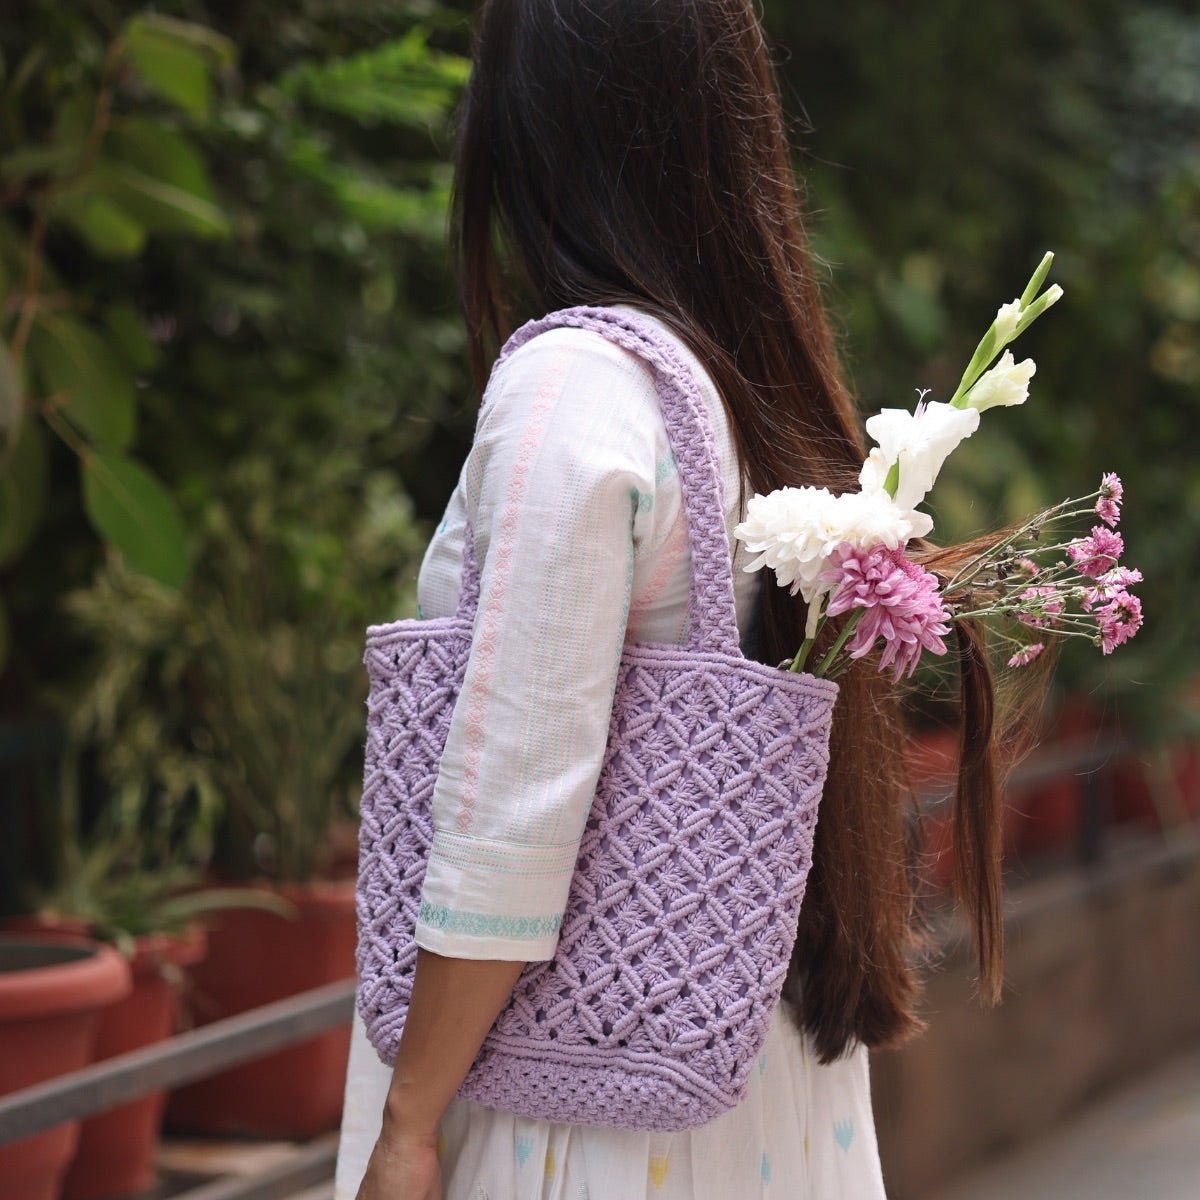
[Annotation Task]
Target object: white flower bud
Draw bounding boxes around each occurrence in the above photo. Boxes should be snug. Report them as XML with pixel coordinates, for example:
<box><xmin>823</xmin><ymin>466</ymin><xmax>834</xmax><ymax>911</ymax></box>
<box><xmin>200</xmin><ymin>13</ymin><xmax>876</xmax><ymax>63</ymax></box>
<box><xmin>965</xmin><ymin>351</ymin><xmax>1036</xmax><ymax>412</ymax></box>
<box><xmin>993</xmin><ymin>300</ymin><xmax>1024</xmax><ymax>342</ymax></box>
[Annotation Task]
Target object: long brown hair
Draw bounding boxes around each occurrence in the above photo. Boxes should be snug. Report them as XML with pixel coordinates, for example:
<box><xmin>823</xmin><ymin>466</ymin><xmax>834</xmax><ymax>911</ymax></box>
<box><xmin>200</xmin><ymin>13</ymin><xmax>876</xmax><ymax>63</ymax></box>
<box><xmin>451</xmin><ymin>0</ymin><xmax>1004</xmax><ymax>1061</ymax></box>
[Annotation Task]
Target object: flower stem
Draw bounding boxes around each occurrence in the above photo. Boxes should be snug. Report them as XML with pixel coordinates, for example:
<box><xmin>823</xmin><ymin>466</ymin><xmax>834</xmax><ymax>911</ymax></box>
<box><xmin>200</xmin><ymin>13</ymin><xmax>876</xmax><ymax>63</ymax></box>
<box><xmin>790</xmin><ymin>637</ymin><xmax>816</xmax><ymax>673</ymax></box>
<box><xmin>942</xmin><ymin>494</ymin><xmax>1097</xmax><ymax>592</ymax></box>
<box><xmin>815</xmin><ymin>608</ymin><xmax>865</xmax><ymax>677</ymax></box>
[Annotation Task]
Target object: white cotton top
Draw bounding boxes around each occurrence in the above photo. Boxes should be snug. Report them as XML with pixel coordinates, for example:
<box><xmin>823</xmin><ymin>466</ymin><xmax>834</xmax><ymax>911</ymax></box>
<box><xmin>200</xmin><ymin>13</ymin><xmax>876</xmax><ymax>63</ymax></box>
<box><xmin>335</xmin><ymin>306</ymin><xmax>887</xmax><ymax>1199</ymax></box>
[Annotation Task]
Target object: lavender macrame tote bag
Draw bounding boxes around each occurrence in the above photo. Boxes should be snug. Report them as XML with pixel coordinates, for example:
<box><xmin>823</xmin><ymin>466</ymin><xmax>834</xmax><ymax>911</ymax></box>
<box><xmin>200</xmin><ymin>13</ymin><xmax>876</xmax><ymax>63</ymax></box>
<box><xmin>356</xmin><ymin>307</ymin><xmax>839</xmax><ymax>1132</ymax></box>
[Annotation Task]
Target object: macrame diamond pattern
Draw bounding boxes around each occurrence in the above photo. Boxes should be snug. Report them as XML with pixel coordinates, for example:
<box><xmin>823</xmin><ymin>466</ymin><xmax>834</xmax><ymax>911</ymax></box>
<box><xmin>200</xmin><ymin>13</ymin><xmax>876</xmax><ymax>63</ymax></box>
<box><xmin>355</xmin><ymin>308</ymin><xmax>839</xmax><ymax>1132</ymax></box>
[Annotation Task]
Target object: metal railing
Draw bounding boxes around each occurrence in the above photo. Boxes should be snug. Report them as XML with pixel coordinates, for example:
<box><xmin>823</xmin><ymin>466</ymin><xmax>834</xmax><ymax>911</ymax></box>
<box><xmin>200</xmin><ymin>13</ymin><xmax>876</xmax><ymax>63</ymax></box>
<box><xmin>0</xmin><ymin>978</ymin><xmax>355</xmax><ymax>1199</ymax></box>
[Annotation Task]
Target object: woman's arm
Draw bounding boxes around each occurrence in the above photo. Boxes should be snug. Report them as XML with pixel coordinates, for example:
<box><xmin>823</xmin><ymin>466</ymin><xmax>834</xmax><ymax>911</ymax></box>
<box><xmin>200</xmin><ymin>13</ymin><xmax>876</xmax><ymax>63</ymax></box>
<box><xmin>356</xmin><ymin>948</ymin><xmax>527</xmax><ymax>1200</ymax></box>
<box><xmin>385</xmin><ymin>948</ymin><xmax>527</xmax><ymax>1133</ymax></box>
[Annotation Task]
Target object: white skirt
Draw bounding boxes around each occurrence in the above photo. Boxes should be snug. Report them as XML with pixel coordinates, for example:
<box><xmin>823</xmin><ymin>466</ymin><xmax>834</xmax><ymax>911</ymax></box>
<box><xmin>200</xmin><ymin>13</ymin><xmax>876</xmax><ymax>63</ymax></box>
<box><xmin>334</xmin><ymin>1004</ymin><xmax>887</xmax><ymax>1200</ymax></box>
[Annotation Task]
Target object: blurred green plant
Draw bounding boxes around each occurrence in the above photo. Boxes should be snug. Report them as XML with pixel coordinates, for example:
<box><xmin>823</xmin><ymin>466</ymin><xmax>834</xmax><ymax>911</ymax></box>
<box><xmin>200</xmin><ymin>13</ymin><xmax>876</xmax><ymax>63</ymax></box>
<box><xmin>58</xmin><ymin>445</ymin><xmax>425</xmax><ymax>883</ymax></box>
<box><xmin>26</xmin><ymin>751</ymin><xmax>293</xmax><ymax>955</ymax></box>
<box><xmin>0</xmin><ymin>12</ymin><xmax>236</xmax><ymax>624</ymax></box>
<box><xmin>2</xmin><ymin>1</ymin><xmax>470</xmax><ymax>891</ymax></box>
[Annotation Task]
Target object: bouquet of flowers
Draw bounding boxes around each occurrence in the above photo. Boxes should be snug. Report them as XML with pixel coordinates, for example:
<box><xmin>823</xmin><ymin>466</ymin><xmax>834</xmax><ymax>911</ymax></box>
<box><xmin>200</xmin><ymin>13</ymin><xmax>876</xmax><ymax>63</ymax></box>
<box><xmin>734</xmin><ymin>252</ymin><xmax>1143</xmax><ymax>681</ymax></box>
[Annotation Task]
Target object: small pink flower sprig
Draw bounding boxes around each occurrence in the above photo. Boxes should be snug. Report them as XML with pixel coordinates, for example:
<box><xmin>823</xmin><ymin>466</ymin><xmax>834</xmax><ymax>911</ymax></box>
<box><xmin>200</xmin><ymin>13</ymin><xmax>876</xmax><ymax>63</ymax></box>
<box><xmin>938</xmin><ymin>472</ymin><xmax>1143</xmax><ymax>671</ymax></box>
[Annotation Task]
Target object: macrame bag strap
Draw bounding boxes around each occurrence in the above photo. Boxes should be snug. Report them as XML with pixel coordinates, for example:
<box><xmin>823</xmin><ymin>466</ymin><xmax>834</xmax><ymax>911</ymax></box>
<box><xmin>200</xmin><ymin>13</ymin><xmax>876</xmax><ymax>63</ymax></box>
<box><xmin>454</xmin><ymin>306</ymin><xmax>742</xmax><ymax>657</ymax></box>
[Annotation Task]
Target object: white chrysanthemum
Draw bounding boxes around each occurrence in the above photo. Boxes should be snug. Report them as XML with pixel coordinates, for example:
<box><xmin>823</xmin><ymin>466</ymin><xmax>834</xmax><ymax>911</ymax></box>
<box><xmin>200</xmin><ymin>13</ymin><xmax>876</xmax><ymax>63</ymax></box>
<box><xmin>859</xmin><ymin>400</ymin><xmax>980</xmax><ymax>513</ymax></box>
<box><xmin>964</xmin><ymin>350</ymin><xmax>1036</xmax><ymax>412</ymax></box>
<box><xmin>735</xmin><ymin>486</ymin><xmax>932</xmax><ymax>636</ymax></box>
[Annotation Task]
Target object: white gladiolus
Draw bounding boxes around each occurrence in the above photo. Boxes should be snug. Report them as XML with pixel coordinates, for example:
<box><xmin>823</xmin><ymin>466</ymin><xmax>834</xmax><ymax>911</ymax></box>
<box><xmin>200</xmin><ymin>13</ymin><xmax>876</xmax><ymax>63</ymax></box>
<box><xmin>965</xmin><ymin>350</ymin><xmax>1036</xmax><ymax>412</ymax></box>
<box><xmin>735</xmin><ymin>485</ymin><xmax>932</xmax><ymax>636</ymax></box>
<box><xmin>858</xmin><ymin>400</ymin><xmax>980</xmax><ymax>513</ymax></box>
<box><xmin>994</xmin><ymin>299</ymin><xmax>1024</xmax><ymax>342</ymax></box>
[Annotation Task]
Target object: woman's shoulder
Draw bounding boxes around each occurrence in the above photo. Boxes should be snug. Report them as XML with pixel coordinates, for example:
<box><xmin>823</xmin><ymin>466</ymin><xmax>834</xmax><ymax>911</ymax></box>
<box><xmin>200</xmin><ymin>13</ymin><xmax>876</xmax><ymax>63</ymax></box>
<box><xmin>486</xmin><ymin>315</ymin><xmax>652</xmax><ymax>406</ymax></box>
<box><xmin>484</xmin><ymin>305</ymin><xmax>722</xmax><ymax>425</ymax></box>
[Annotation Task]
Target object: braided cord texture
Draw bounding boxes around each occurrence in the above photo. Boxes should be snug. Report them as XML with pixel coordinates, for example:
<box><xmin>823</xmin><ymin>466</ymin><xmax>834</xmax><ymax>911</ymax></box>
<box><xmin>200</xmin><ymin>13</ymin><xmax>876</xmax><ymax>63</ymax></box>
<box><xmin>356</xmin><ymin>308</ymin><xmax>839</xmax><ymax>1131</ymax></box>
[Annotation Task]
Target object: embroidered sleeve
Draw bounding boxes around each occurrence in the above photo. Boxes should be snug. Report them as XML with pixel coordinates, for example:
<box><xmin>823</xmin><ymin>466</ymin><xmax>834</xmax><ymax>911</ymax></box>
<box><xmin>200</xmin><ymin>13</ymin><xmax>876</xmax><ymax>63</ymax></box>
<box><xmin>414</xmin><ymin>331</ymin><xmax>662</xmax><ymax>960</ymax></box>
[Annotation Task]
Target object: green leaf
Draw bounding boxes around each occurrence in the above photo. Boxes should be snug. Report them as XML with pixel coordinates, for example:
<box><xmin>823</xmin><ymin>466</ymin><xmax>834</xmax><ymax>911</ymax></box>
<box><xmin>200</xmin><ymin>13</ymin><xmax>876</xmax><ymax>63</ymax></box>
<box><xmin>85</xmin><ymin>160</ymin><xmax>229</xmax><ymax>238</ymax></box>
<box><xmin>53</xmin><ymin>192</ymin><xmax>147</xmax><ymax>259</ymax></box>
<box><xmin>0</xmin><ymin>417</ymin><xmax>49</xmax><ymax>568</ymax></box>
<box><xmin>82</xmin><ymin>452</ymin><xmax>190</xmax><ymax>589</ymax></box>
<box><xmin>122</xmin><ymin>15</ymin><xmax>235</xmax><ymax>65</ymax></box>
<box><xmin>53</xmin><ymin>118</ymin><xmax>230</xmax><ymax>243</ymax></box>
<box><xmin>106</xmin><ymin>118</ymin><xmax>223</xmax><ymax>212</ymax></box>
<box><xmin>119</xmin><ymin>15</ymin><xmax>235</xmax><ymax>121</ymax></box>
<box><xmin>122</xmin><ymin>31</ymin><xmax>211</xmax><ymax>121</ymax></box>
<box><xmin>27</xmin><ymin>316</ymin><xmax>137</xmax><ymax>450</ymax></box>
<box><xmin>104</xmin><ymin>305</ymin><xmax>161</xmax><ymax>372</ymax></box>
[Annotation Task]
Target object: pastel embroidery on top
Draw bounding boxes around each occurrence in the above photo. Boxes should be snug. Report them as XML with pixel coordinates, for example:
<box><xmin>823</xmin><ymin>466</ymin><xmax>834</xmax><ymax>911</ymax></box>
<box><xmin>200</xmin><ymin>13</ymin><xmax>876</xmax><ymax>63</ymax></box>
<box><xmin>516</xmin><ymin>1135</ymin><xmax>535</xmax><ymax>1167</ymax></box>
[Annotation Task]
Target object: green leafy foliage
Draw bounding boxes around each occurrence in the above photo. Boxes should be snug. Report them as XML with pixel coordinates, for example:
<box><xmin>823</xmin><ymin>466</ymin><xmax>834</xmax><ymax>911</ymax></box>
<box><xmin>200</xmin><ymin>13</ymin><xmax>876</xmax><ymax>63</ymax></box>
<box><xmin>2</xmin><ymin>2</ymin><xmax>471</xmax><ymax>897</ymax></box>
<box><xmin>278</xmin><ymin>26</ymin><xmax>469</xmax><ymax>128</ymax></box>
<box><xmin>60</xmin><ymin>453</ymin><xmax>425</xmax><ymax>881</ymax></box>
<box><xmin>27</xmin><ymin>757</ymin><xmax>292</xmax><ymax>949</ymax></box>
<box><xmin>0</xmin><ymin>6</ymin><xmax>237</xmax><ymax>609</ymax></box>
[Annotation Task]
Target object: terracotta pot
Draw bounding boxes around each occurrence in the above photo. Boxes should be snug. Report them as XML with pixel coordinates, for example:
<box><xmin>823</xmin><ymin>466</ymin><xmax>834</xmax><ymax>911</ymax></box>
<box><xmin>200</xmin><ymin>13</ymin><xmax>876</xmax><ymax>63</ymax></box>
<box><xmin>1010</xmin><ymin>773</ymin><xmax>1084</xmax><ymax>857</ymax></box>
<box><xmin>2</xmin><ymin>915</ymin><xmax>92</xmax><ymax>939</ymax></box>
<box><xmin>906</xmin><ymin>732</ymin><xmax>959</xmax><ymax>892</ymax></box>
<box><xmin>920</xmin><ymin>806</ymin><xmax>957</xmax><ymax>892</ymax></box>
<box><xmin>0</xmin><ymin>937</ymin><xmax>131</xmax><ymax>1200</ymax></box>
<box><xmin>1177</xmin><ymin>745</ymin><xmax>1200</xmax><ymax>818</ymax></box>
<box><xmin>904</xmin><ymin>729</ymin><xmax>959</xmax><ymax>792</ymax></box>
<box><xmin>1112</xmin><ymin>745</ymin><xmax>1200</xmax><ymax>828</ymax></box>
<box><xmin>166</xmin><ymin>879</ymin><xmax>355</xmax><ymax>1137</ymax></box>
<box><xmin>60</xmin><ymin>927</ymin><xmax>207</xmax><ymax>1200</ymax></box>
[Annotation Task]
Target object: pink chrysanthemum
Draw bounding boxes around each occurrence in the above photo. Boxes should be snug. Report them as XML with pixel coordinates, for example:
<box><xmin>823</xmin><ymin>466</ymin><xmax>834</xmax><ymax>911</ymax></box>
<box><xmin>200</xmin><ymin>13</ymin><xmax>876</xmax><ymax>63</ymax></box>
<box><xmin>1096</xmin><ymin>590</ymin><xmax>1143</xmax><ymax>655</ymax></box>
<box><xmin>822</xmin><ymin>543</ymin><xmax>951</xmax><ymax>682</ymax></box>
<box><xmin>1067</xmin><ymin>525</ymin><xmax>1124</xmax><ymax>579</ymax></box>
<box><xmin>1018</xmin><ymin>585</ymin><xmax>1064</xmax><ymax>628</ymax></box>
<box><xmin>1007</xmin><ymin>642</ymin><xmax>1046</xmax><ymax>668</ymax></box>
<box><xmin>1082</xmin><ymin>565</ymin><xmax>1144</xmax><ymax>612</ymax></box>
<box><xmin>1095</xmin><ymin>472</ymin><xmax>1124</xmax><ymax>528</ymax></box>
<box><xmin>1017</xmin><ymin>558</ymin><xmax>1040</xmax><ymax>576</ymax></box>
